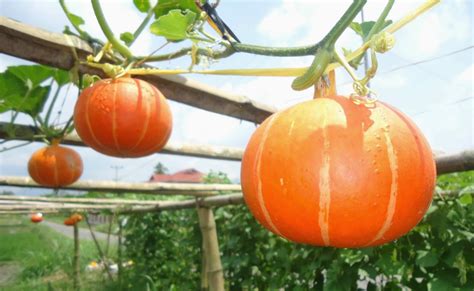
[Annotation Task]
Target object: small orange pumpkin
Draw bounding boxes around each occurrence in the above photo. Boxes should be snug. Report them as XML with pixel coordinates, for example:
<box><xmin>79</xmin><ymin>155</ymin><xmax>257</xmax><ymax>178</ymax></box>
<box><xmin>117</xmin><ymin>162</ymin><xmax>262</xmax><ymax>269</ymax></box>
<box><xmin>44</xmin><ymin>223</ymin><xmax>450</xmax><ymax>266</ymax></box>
<box><xmin>64</xmin><ymin>217</ymin><xmax>76</xmax><ymax>226</ymax></box>
<box><xmin>73</xmin><ymin>77</ymin><xmax>173</xmax><ymax>158</ymax></box>
<box><xmin>70</xmin><ymin>213</ymin><xmax>83</xmax><ymax>223</ymax></box>
<box><xmin>30</xmin><ymin>213</ymin><xmax>43</xmax><ymax>223</ymax></box>
<box><xmin>28</xmin><ymin>141</ymin><xmax>83</xmax><ymax>188</ymax></box>
<box><xmin>241</xmin><ymin>95</ymin><xmax>436</xmax><ymax>248</ymax></box>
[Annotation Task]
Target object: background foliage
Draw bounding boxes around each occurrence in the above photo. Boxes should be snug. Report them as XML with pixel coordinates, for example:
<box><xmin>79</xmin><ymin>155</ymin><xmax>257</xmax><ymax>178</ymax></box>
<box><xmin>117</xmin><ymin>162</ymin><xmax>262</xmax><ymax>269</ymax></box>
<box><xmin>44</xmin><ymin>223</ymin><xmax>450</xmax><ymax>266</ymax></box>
<box><xmin>122</xmin><ymin>171</ymin><xmax>473</xmax><ymax>290</ymax></box>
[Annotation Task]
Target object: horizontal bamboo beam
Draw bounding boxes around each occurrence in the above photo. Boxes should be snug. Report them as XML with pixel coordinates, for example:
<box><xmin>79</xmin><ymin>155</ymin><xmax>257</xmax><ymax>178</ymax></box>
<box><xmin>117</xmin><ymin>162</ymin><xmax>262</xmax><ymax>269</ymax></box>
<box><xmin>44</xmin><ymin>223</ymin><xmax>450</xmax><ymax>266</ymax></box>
<box><xmin>0</xmin><ymin>193</ymin><xmax>245</xmax><ymax>214</ymax></box>
<box><xmin>0</xmin><ymin>184</ymin><xmax>471</xmax><ymax>215</ymax></box>
<box><xmin>0</xmin><ymin>16</ymin><xmax>274</xmax><ymax>123</ymax></box>
<box><xmin>0</xmin><ymin>122</ymin><xmax>244</xmax><ymax>161</ymax></box>
<box><xmin>120</xmin><ymin>193</ymin><xmax>245</xmax><ymax>214</ymax></box>
<box><xmin>435</xmin><ymin>150</ymin><xmax>474</xmax><ymax>175</ymax></box>
<box><xmin>0</xmin><ymin>195</ymin><xmax>165</xmax><ymax>205</ymax></box>
<box><xmin>0</xmin><ymin>176</ymin><xmax>242</xmax><ymax>196</ymax></box>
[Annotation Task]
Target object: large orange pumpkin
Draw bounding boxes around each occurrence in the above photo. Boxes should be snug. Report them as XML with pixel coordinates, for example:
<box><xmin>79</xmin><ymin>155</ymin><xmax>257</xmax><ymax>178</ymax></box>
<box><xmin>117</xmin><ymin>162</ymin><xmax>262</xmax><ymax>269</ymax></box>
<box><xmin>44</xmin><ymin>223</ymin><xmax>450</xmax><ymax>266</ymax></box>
<box><xmin>74</xmin><ymin>77</ymin><xmax>172</xmax><ymax>158</ymax></box>
<box><xmin>28</xmin><ymin>141</ymin><xmax>83</xmax><ymax>188</ymax></box>
<box><xmin>241</xmin><ymin>95</ymin><xmax>436</xmax><ymax>248</ymax></box>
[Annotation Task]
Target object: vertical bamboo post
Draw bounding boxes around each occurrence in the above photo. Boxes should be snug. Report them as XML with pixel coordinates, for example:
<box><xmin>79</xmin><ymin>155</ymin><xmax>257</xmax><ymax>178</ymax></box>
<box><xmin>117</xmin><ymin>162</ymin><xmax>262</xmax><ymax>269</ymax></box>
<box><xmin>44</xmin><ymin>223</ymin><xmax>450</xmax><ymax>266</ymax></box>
<box><xmin>85</xmin><ymin>214</ymin><xmax>114</xmax><ymax>281</ymax></box>
<box><xmin>200</xmin><ymin>238</ymin><xmax>209</xmax><ymax>290</ymax></box>
<box><xmin>197</xmin><ymin>206</ymin><xmax>224</xmax><ymax>291</ymax></box>
<box><xmin>73</xmin><ymin>223</ymin><xmax>80</xmax><ymax>290</ymax></box>
<box><xmin>117</xmin><ymin>216</ymin><xmax>123</xmax><ymax>288</ymax></box>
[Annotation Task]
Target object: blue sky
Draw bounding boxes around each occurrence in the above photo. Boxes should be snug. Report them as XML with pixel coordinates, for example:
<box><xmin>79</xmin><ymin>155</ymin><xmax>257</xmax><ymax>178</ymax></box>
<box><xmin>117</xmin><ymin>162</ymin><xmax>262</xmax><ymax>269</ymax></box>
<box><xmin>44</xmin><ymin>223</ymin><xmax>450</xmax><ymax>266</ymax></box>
<box><xmin>0</xmin><ymin>0</ymin><xmax>472</xmax><ymax>195</ymax></box>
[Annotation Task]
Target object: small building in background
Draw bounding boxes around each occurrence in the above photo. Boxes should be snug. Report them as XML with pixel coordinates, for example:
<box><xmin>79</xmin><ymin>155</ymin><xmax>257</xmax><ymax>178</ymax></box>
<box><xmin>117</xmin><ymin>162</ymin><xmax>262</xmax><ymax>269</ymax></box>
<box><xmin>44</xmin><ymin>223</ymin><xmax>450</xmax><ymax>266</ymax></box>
<box><xmin>149</xmin><ymin>168</ymin><xmax>204</xmax><ymax>183</ymax></box>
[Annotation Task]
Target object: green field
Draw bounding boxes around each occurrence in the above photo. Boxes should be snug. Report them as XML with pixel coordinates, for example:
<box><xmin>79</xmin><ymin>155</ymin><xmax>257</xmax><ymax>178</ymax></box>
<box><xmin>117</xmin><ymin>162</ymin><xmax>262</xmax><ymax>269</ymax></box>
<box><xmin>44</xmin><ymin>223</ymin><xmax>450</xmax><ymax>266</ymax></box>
<box><xmin>0</xmin><ymin>216</ymin><xmax>118</xmax><ymax>290</ymax></box>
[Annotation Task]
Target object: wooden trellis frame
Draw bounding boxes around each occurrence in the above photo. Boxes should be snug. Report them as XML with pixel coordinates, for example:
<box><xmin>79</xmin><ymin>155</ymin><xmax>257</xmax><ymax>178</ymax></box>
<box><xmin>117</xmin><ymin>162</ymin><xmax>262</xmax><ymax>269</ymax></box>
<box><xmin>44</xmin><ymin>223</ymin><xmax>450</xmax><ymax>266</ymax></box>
<box><xmin>0</xmin><ymin>122</ymin><xmax>244</xmax><ymax>161</ymax></box>
<box><xmin>0</xmin><ymin>16</ymin><xmax>275</xmax><ymax>124</ymax></box>
<box><xmin>1</xmin><ymin>15</ymin><xmax>474</xmax><ymax>291</ymax></box>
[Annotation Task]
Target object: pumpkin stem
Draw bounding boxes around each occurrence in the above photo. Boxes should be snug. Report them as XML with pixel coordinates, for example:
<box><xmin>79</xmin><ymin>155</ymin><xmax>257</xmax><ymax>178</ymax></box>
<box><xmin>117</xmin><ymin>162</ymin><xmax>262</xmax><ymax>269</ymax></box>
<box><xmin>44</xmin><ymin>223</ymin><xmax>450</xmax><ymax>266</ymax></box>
<box><xmin>51</xmin><ymin>138</ymin><xmax>61</xmax><ymax>146</ymax></box>
<box><xmin>313</xmin><ymin>70</ymin><xmax>337</xmax><ymax>99</ymax></box>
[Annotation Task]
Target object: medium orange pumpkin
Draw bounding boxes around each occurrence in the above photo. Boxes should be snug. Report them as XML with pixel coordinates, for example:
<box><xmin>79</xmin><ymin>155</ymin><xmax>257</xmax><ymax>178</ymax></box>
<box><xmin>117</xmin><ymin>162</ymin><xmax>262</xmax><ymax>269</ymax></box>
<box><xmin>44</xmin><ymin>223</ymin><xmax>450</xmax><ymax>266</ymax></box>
<box><xmin>74</xmin><ymin>77</ymin><xmax>172</xmax><ymax>158</ymax></box>
<box><xmin>28</xmin><ymin>141</ymin><xmax>83</xmax><ymax>188</ymax></box>
<box><xmin>241</xmin><ymin>95</ymin><xmax>436</xmax><ymax>248</ymax></box>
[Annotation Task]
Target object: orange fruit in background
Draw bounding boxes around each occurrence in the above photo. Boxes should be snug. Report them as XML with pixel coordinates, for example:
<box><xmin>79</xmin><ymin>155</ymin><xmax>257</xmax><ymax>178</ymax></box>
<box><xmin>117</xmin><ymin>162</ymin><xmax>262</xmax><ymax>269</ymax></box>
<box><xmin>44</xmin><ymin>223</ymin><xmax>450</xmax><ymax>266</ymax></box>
<box><xmin>30</xmin><ymin>213</ymin><xmax>43</xmax><ymax>223</ymax></box>
<box><xmin>74</xmin><ymin>77</ymin><xmax>173</xmax><ymax>158</ymax></box>
<box><xmin>64</xmin><ymin>217</ymin><xmax>76</xmax><ymax>226</ymax></box>
<box><xmin>70</xmin><ymin>213</ymin><xmax>83</xmax><ymax>223</ymax></box>
<box><xmin>28</xmin><ymin>141</ymin><xmax>83</xmax><ymax>188</ymax></box>
<box><xmin>241</xmin><ymin>95</ymin><xmax>436</xmax><ymax>248</ymax></box>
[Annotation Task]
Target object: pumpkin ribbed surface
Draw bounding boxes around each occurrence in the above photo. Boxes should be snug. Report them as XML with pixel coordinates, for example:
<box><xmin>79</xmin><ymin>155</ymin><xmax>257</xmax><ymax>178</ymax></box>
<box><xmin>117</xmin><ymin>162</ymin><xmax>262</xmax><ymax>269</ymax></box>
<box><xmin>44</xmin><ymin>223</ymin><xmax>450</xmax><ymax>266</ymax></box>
<box><xmin>74</xmin><ymin>78</ymin><xmax>172</xmax><ymax>158</ymax></box>
<box><xmin>28</xmin><ymin>143</ymin><xmax>83</xmax><ymax>188</ymax></box>
<box><xmin>241</xmin><ymin>95</ymin><xmax>436</xmax><ymax>248</ymax></box>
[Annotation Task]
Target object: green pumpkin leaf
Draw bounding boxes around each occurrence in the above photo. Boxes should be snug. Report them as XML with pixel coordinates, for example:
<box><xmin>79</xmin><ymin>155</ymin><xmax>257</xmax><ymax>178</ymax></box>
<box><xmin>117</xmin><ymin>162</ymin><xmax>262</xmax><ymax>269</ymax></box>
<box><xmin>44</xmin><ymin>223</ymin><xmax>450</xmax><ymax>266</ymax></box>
<box><xmin>53</xmin><ymin>69</ymin><xmax>70</xmax><ymax>86</ymax></box>
<box><xmin>416</xmin><ymin>250</ymin><xmax>439</xmax><ymax>268</ymax></box>
<box><xmin>120</xmin><ymin>32</ymin><xmax>134</xmax><ymax>46</ymax></box>
<box><xmin>349</xmin><ymin>22</ymin><xmax>363</xmax><ymax>37</ymax></box>
<box><xmin>7</xmin><ymin>65</ymin><xmax>54</xmax><ymax>88</ymax></box>
<box><xmin>133</xmin><ymin>0</ymin><xmax>151</xmax><ymax>13</ymax></box>
<box><xmin>154</xmin><ymin>0</ymin><xmax>201</xmax><ymax>19</ymax></box>
<box><xmin>0</xmin><ymin>71</ymin><xmax>28</xmax><ymax>110</ymax></box>
<box><xmin>0</xmin><ymin>71</ymin><xmax>51</xmax><ymax>116</ymax></box>
<box><xmin>459</xmin><ymin>193</ymin><xmax>472</xmax><ymax>205</ymax></box>
<box><xmin>69</xmin><ymin>13</ymin><xmax>85</xmax><ymax>27</ymax></box>
<box><xmin>150</xmin><ymin>9</ymin><xmax>196</xmax><ymax>41</ymax></box>
<box><xmin>350</xmin><ymin>20</ymin><xmax>393</xmax><ymax>40</ymax></box>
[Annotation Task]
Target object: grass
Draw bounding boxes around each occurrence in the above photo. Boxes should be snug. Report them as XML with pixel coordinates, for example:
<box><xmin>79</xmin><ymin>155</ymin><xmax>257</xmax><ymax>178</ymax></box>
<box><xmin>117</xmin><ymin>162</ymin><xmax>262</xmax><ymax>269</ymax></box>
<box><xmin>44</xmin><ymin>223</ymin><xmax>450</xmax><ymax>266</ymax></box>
<box><xmin>0</xmin><ymin>215</ymin><xmax>119</xmax><ymax>290</ymax></box>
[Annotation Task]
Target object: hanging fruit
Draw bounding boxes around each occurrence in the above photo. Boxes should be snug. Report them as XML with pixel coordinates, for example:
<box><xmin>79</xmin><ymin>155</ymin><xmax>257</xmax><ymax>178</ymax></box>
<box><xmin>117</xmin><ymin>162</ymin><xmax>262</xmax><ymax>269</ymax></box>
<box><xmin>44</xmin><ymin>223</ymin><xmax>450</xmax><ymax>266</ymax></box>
<box><xmin>64</xmin><ymin>213</ymin><xmax>83</xmax><ymax>226</ymax></box>
<box><xmin>241</xmin><ymin>95</ymin><xmax>436</xmax><ymax>248</ymax></box>
<box><xmin>28</xmin><ymin>140</ymin><xmax>83</xmax><ymax>188</ymax></box>
<box><xmin>74</xmin><ymin>77</ymin><xmax>173</xmax><ymax>158</ymax></box>
<box><xmin>30</xmin><ymin>212</ymin><xmax>43</xmax><ymax>223</ymax></box>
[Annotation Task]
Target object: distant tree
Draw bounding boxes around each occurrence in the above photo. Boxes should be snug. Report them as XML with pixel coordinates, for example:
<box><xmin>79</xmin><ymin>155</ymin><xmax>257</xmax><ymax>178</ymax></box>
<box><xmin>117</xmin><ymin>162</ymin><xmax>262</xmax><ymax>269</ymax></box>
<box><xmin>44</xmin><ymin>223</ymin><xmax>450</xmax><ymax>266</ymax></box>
<box><xmin>154</xmin><ymin>162</ymin><xmax>169</xmax><ymax>174</ymax></box>
<box><xmin>203</xmin><ymin>170</ymin><xmax>231</xmax><ymax>184</ymax></box>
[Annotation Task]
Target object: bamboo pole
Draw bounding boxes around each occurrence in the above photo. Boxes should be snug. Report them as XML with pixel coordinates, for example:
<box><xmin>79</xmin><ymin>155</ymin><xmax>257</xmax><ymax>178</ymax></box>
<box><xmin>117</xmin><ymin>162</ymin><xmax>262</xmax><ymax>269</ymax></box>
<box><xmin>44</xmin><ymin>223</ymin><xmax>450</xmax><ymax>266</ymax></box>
<box><xmin>85</xmin><ymin>215</ymin><xmax>114</xmax><ymax>281</ymax></box>
<box><xmin>436</xmin><ymin>150</ymin><xmax>474</xmax><ymax>175</ymax></box>
<box><xmin>117</xmin><ymin>217</ymin><xmax>123</xmax><ymax>288</ymax></box>
<box><xmin>73</xmin><ymin>223</ymin><xmax>80</xmax><ymax>290</ymax></box>
<box><xmin>197</xmin><ymin>206</ymin><xmax>225</xmax><ymax>291</ymax></box>
<box><xmin>0</xmin><ymin>17</ymin><xmax>274</xmax><ymax>124</ymax></box>
<box><xmin>0</xmin><ymin>193</ymin><xmax>244</xmax><ymax>213</ymax></box>
<box><xmin>0</xmin><ymin>195</ymin><xmax>167</xmax><ymax>205</ymax></box>
<box><xmin>0</xmin><ymin>176</ymin><xmax>242</xmax><ymax>196</ymax></box>
<box><xmin>0</xmin><ymin>184</ymin><xmax>471</xmax><ymax>215</ymax></box>
<box><xmin>0</xmin><ymin>122</ymin><xmax>244</xmax><ymax>161</ymax></box>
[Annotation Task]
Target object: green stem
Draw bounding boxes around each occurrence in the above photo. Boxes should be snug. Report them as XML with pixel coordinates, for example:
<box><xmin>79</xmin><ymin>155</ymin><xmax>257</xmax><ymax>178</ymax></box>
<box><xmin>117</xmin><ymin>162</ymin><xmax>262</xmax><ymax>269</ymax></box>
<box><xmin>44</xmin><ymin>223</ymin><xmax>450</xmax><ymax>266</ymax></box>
<box><xmin>367</xmin><ymin>0</ymin><xmax>395</xmax><ymax>40</ymax></box>
<box><xmin>334</xmin><ymin>50</ymin><xmax>359</xmax><ymax>82</ymax></box>
<box><xmin>352</xmin><ymin>0</ymin><xmax>394</xmax><ymax>67</ymax></box>
<box><xmin>91</xmin><ymin>0</ymin><xmax>133</xmax><ymax>59</ymax></box>
<box><xmin>128</xmin><ymin>5</ymin><xmax>156</xmax><ymax>47</ymax></box>
<box><xmin>59</xmin><ymin>0</ymin><xmax>86</xmax><ymax>38</ymax></box>
<box><xmin>292</xmin><ymin>0</ymin><xmax>367</xmax><ymax>90</ymax></box>
<box><xmin>322</xmin><ymin>0</ymin><xmax>367</xmax><ymax>45</ymax></box>
<box><xmin>58</xmin><ymin>116</ymin><xmax>74</xmax><ymax>138</ymax></box>
<box><xmin>60</xmin><ymin>0</ymin><xmax>103</xmax><ymax>45</ymax></box>
<box><xmin>135</xmin><ymin>41</ymin><xmax>321</xmax><ymax>64</ymax></box>
<box><xmin>135</xmin><ymin>45</ymin><xmax>234</xmax><ymax>63</ymax></box>
<box><xmin>231</xmin><ymin>42</ymin><xmax>318</xmax><ymax>57</ymax></box>
<box><xmin>44</xmin><ymin>84</ymin><xmax>62</xmax><ymax>128</ymax></box>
